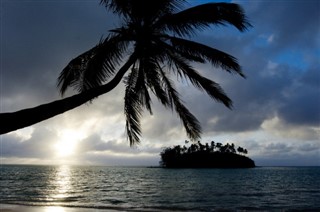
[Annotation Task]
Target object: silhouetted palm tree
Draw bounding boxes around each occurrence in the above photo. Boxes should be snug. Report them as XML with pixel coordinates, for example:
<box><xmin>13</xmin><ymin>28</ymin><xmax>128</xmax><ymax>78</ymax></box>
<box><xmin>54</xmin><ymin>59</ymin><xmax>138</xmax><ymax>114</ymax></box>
<box><xmin>230</xmin><ymin>143</ymin><xmax>236</xmax><ymax>153</ymax></box>
<box><xmin>210</xmin><ymin>141</ymin><xmax>216</xmax><ymax>152</ymax></box>
<box><xmin>237</xmin><ymin>146</ymin><xmax>244</xmax><ymax>155</ymax></box>
<box><xmin>216</xmin><ymin>142</ymin><xmax>223</xmax><ymax>152</ymax></box>
<box><xmin>0</xmin><ymin>0</ymin><xmax>251</xmax><ymax>145</ymax></box>
<box><xmin>243</xmin><ymin>148</ymin><xmax>248</xmax><ymax>155</ymax></box>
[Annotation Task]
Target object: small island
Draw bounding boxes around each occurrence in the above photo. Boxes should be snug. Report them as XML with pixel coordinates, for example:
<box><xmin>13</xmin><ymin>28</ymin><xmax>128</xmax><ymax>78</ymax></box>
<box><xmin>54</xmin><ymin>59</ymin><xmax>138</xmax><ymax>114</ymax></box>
<box><xmin>160</xmin><ymin>141</ymin><xmax>255</xmax><ymax>168</ymax></box>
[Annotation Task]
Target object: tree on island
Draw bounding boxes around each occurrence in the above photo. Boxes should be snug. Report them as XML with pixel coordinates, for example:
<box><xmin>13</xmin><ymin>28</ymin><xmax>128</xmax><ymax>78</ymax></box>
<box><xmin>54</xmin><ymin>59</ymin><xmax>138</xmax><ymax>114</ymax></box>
<box><xmin>160</xmin><ymin>140</ymin><xmax>255</xmax><ymax>168</ymax></box>
<box><xmin>1</xmin><ymin>0</ymin><xmax>251</xmax><ymax>146</ymax></box>
<box><xmin>237</xmin><ymin>146</ymin><xmax>248</xmax><ymax>155</ymax></box>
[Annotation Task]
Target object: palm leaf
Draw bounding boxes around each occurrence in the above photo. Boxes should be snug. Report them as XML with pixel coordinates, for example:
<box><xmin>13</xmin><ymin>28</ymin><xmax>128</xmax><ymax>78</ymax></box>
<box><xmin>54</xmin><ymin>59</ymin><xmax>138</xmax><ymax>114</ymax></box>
<box><xmin>124</xmin><ymin>68</ymin><xmax>143</xmax><ymax>146</ymax></box>
<box><xmin>136</xmin><ymin>63</ymin><xmax>153</xmax><ymax>114</ymax></box>
<box><xmin>166</xmin><ymin>52</ymin><xmax>233</xmax><ymax>108</ymax></box>
<box><xmin>57</xmin><ymin>46</ymin><xmax>97</xmax><ymax>95</ymax></box>
<box><xmin>57</xmin><ymin>35</ymin><xmax>128</xmax><ymax>95</ymax></box>
<box><xmin>81</xmin><ymin>35</ymin><xmax>128</xmax><ymax>91</ymax></box>
<box><xmin>100</xmin><ymin>0</ymin><xmax>131</xmax><ymax>17</ymax></box>
<box><xmin>158</xmin><ymin>3</ymin><xmax>251</xmax><ymax>36</ymax></box>
<box><xmin>152</xmin><ymin>39</ymin><xmax>233</xmax><ymax>108</ymax></box>
<box><xmin>101</xmin><ymin>0</ymin><xmax>186</xmax><ymax>20</ymax></box>
<box><xmin>168</xmin><ymin>36</ymin><xmax>245</xmax><ymax>77</ymax></box>
<box><xmin>158</xmin><ymin>66</ymin><xmax>202</xmax><ymax>141</ymax></box>
<box><xmin>141</xmin><ymin>58</ymin><xmax>171</xmax><ymax>107</ymax></box>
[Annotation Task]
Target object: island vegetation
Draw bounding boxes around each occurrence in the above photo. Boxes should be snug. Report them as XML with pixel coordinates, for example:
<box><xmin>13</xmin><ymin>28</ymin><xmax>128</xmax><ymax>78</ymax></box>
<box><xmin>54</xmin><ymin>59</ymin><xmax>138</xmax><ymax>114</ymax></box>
<box><xmin>160</xmin><ymin>141</ymin><xmax>255</xmax><ymax>168</ymax></box>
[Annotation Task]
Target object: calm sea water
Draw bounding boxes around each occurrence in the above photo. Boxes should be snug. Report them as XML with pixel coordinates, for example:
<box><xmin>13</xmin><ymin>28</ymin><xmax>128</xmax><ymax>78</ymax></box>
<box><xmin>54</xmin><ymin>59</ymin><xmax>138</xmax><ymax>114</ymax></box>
<box><xmin>0</xmin><ymin>165</ymin><xmax>319</xmax><ymax>211</ymax></box>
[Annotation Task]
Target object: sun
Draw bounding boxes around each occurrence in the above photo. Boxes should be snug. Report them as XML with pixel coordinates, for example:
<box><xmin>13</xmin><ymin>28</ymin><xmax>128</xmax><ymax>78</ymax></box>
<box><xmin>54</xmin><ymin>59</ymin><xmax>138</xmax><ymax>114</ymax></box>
<box><xmin>54</xmin><ymin>130</ymin><xmax>83</xmax><ymax>157</ymax></box>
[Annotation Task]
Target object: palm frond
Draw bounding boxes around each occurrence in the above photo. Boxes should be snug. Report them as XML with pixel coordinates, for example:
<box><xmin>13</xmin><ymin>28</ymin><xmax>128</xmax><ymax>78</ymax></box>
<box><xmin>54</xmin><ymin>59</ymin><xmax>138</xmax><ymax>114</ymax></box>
<box><xmin>158</xmin><ymin>3</ymin><xmax>251</xmax><ymax>36</ymax></box>
<box><xmin>124</xmin><ymin>69</ymin><xmax>143</xmax><ymax>146</ymax></box>
<box><xmin>81</xmin><ymin>35</ymin><xmax>128</xmax><ymax>91</ymax></box>
<box><xmin>136</xmin><ymin>64</ymin><xmax>153</xmax><ymax>114</ymax></box>
<box><xmin>101</xmin><ymin>0</ymin><xmax>186</xmax><ymax>20</ymax></box>
<box><xmin>141</xmin><ymin>58</ymin><xmax>171</xmax><ymax>107</ymax></box>
<box><xmin>168</xmin><ymin>53</ymin><xmax>233</xmax><ymax>108</ymax></box>
<box><xmin>57</xmin><ymin>35</ymin><xmax>128</xmax><ymax>95</ymax></box>
<box><xmin>57</xmin><ymin>46</ymin><xmax>97</xmax><ymax>95</ymax></box>
<box><xmin>155</xmin><ymin>36</ymin><xmax>206</xmax><ymax>64</ymax></box>
<box><xmin>169</xmin><ymin>36</ymin><xmax>245</xmax><ymax>77</ymax></box>
<box><xmin>100</xmin><ymin>0</ymin><xmax>131</xmax><ymax>17</ymax></box>
<box><xmin>158</xmin><ymin>67</ymin><xmax>201</xmax><ymax>141</ymax></box>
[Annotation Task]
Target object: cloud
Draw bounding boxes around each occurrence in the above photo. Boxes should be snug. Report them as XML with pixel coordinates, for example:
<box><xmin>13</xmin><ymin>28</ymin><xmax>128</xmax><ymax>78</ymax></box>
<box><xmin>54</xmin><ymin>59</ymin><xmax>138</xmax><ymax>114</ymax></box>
<box><xmin>236</xmin><ymin>0</ymin><xmax>320</xmax><ymax>51</ymax></box>
<box><xmin>178</xmin><ymin>0</ymin><xmax>320</xmax><ymax>138</ymax></box>
<box><xmin>229</xmin><ymin>136</ymin><xmax>320</xmax><ymax>166</ymax></box>
<box><xmin>1</xmin><ymin>126</ymin><xmax>57</xmax><ymax>158</ymax></box>
<box><xmin>78</xmin><ymin>134</ymin><xmax>131</xmax><ymax>154</ymax></box>
<box><xmin>2</xmin><ymin>1</ymin><xmax>114</xmax><ymax>110</ymax></box>
<box><xmin>261</xmin><ymin>117</ymin><xmax>319</xmax><ymax>141</ymax></box>
<box><xmin>74</xmin><ymin>133</ymin><xmax>161</xmax><ymax>166</ymax></box>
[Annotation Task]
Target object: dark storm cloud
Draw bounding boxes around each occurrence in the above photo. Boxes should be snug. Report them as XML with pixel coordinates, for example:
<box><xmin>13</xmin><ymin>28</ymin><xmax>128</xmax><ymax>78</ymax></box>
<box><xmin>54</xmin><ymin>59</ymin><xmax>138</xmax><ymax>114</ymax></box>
<box><xmin>278</xmin><ymin>80</ymin><xmax>320</xmax><ymax>126</ymax></box>
<box><xmin>226</xmin><ymin>62</ymin><xmax>319</xmax><ymax>130</ymax></box>
<box><xmin>243</xmin><ymin>0</ymin><xmax>320</xmax><ymax>51</ymax></box>
<box><xmin>179</xmin><ymin>59</ymin><xmax>284</xmax><ymax>133</ymax></box>
<box><xmin>175</xmin><ymin>0</ymin><xmax>320</xmax><ymax>134</ymax></box>
<box><xmin>2</xmin><ymin>1</ymin><xmax>115</xmax><ymax>110</ymax></box>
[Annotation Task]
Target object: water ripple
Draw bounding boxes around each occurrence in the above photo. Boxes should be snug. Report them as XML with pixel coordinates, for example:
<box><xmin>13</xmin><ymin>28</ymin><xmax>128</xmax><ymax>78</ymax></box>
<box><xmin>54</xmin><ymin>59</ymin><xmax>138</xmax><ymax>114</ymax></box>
<box><xmin>1</xmin><ymin>165</ymin><xmax>319</xmax><ymax>210</ymax></box>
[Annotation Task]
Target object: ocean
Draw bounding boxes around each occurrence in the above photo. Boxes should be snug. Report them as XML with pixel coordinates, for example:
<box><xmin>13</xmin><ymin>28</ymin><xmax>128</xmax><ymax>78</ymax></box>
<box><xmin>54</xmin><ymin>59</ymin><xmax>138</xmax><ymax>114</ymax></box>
<box><xmin>0</xmin><ymin>165</ymin><xmax>319</xmax><ymax>211</ymax></box>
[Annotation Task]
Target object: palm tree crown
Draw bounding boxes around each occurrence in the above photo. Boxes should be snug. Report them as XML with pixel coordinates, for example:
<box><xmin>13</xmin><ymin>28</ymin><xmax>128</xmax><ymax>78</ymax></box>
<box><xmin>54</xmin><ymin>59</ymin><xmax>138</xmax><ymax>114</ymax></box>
<box><xmin>58</xmin><ymin>0</ymin><xmax>251</xmax><ymax>146</ymax></box>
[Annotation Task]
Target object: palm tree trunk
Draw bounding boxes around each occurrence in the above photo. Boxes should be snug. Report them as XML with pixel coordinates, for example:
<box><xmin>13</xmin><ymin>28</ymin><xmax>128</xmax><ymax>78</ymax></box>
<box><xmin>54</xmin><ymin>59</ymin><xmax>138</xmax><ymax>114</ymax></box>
<box><xmin>0</xmin><ymin>54</ymin><xmax>137</xmax><ymax>135</ymax></box>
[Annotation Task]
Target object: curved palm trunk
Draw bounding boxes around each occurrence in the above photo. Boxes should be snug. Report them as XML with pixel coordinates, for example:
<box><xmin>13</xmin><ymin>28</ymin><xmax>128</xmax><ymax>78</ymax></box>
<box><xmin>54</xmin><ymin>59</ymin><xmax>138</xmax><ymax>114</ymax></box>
<box><xmin>0</xmin><ymin>54</ymin><xmax>137</xmax><ymax>135</ymax></box>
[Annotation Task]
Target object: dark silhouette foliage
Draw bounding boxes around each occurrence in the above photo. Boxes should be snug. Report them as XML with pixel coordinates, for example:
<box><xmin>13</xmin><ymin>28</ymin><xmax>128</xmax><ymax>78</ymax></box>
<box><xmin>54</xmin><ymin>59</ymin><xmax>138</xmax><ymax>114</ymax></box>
<box><xmin>160</xmin><ymin>140</ymin><xmax>255</xmax><ymax>168</ymax></box>
<box><xmin>1</xmin><ymin>1</ymin><xmax>251</xmax><ymax>147</ymax></box>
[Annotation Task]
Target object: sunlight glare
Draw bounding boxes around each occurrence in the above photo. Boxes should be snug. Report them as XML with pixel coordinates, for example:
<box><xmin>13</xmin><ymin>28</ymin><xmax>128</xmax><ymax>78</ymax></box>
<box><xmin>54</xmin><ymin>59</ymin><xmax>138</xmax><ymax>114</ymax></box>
<box><xmin>55</xmin><ymin>130</ymin><xmax>84</xmax><ymax>157</ymax></box>
<box><xmin>45</xmin><ymin>206</ymin><xmax>67</xmax><ymax>212</ymax></box>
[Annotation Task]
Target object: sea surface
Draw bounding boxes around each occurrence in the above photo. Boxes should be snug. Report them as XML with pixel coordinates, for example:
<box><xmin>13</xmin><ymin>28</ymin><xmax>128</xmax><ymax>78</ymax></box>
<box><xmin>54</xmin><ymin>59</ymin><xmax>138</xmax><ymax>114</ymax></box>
<box><xmin>0</xmin><ymin>165</ymin><xmax>319</xmax><ymax>211</ymax></box>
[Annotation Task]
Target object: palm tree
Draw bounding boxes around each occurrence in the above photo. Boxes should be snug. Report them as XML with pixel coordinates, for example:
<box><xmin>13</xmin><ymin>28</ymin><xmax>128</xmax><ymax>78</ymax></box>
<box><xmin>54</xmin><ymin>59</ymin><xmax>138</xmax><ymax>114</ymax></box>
<box><xmin>230</xmin><ymin>143</ymin><xmax>236</xmax><ymax>153</ymax></box>
<box><xmin>216</xmin><ymin>142</ymin><xmax>223</xmax><ymax>152</ymax></box>
<box><xmin>210</xmin><ymin>141</ymin><xmax>216</xmax><ymax>152</ymax></box>
<box><xmin>237</xmin><ymin>146</ymin><xmax>244</xmax><ymax>155</ymax></box>
<box><xmin>243</xmin><ymin>148</ymin><xmax>248</xmax><ymax>155</ymax></box>
<box><xmin>0</xmin><ymin>0</ymin><xmax>251</xmax><ymax>146</ymax></box>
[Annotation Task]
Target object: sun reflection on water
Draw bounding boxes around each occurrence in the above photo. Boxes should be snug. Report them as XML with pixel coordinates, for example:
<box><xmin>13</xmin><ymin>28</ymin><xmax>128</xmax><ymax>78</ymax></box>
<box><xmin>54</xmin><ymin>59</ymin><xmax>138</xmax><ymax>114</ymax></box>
<box><xmin>44</xmin><ymin>206</ymin><xmax>67</xmax><ymax>212</ymax></box>
<box><xmin>50</xmin><ymin>165</ymin><xmax>73</xmax><ymax>201</ymax></box>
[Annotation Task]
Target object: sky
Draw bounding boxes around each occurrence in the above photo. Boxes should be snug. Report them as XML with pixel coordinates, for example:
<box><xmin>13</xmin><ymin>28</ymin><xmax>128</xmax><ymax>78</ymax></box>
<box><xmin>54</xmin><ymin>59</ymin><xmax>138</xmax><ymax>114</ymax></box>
<box><xmin>1</xmin><ymin>0</ymin><xmax>319</xmax><ymax>166</ymax></box>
